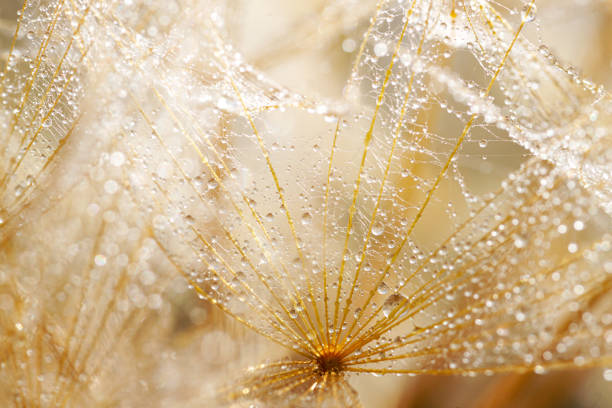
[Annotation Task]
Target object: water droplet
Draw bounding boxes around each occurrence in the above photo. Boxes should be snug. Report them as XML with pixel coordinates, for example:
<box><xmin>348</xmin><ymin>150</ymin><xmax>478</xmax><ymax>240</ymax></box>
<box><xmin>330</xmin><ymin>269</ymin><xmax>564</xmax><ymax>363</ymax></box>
<box><xmin>538</xmin><ymin>45</ymin><xmax>551</xmax><ymax>57</ymax></box>
<box><xmin>110</xmin><ymin>151</ymin><xmax>125</xmax><ymax>167</ymax></box>
<box><xmin>534</xmin><ymin>365</ymin><xmax>546</xmax><ymax>375</ymax></box>
<box><xmin>301</xmin><ymin>212</ymin><xmax>312</xmax><ymax>225</ymax></box>
<box><xmin>513</xmin><ymin>236</ymin><xmax>527</xmax><ymax>248</ymax></box>
<box><xmin>372</xmin><ymin>223</ymin><xmax>384</xmax><ymax>236</ymax></box>
<box><xmin>377</xmin><ymin>282</ymin><xmax>389</xmax><ymax>295</ymax></box>
<box><xmin>382</xmin><ymin>293</ymin><xmax>408</xmax><ymax>317</ymax></box>
<box><xmin>207</xmin><ymin>178</ymin><xmax>218</xmax><ymax>190</ymax></box>
<box><xmin>521</xmin><ymin>4</ymin><xmax>536</xmax><ymax>22</ymax></box>
<box><xmin>374</xmin><ymin>42</ymin><xmax>388</xmax><ymax>57</ymax></box>
<box><xmin>342</xmin><ymin>38</ymin><xmax>356</xmax><ymax>53</ymax></box>
<box><xmin>94</xmin><ymin>254</ymin><xmax>107</xmax><ymax>266</ymax></box>
<box><xmin>104</xmin><ymin>180</ymin><xmax>119</xmax><ymax>194</ymax></box>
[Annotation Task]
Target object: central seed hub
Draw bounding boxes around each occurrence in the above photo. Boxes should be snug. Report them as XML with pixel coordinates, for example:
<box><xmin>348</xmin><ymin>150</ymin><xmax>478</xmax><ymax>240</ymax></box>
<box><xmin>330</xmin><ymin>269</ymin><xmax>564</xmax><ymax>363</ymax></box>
<box><xmin>315</xmin><ymin>351</ymin><xmax>344</xmax><ymax>375</ymax></box>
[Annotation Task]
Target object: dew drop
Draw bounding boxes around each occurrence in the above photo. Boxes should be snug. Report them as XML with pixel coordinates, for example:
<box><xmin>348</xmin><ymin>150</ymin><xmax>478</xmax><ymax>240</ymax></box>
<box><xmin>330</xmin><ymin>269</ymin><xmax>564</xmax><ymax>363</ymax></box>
<box><xmin>513</xmin><ymin>236</ymin><xmax>527</xmax><ymax>249</ymax></box>
<box><xmin>104</xmin><ymin>180</ymin><xmax>119</xmax><ymax>194</ymax></box>
<box><xmin>207</xmin><ymin>178</ymin><xmax>218</xmax><ymax>190</ymax></box>
<box><xmin>521</xmin><ymin>4</ymin><xmax>536</xmax><ymax>22</ymax></box>
<box><xmin>301</xmin><ymin>212</ymin><xmax>312</xmax><ymax>225</ymax></box>
<box><xmin>382</xmin><ymin>293</ymin><xmax>407</xmax><ymax>317</ymax></box>
<box><xmin>377</xmin><ymin>282</ymin><xmax>389</xmax><ymax>295</ymax></box>
<box><xmin>94</xmin><ymin>254</ymin><xmax>107</xmax><ymax>266</ymax></box>
<box><xmin>230</xmin><ymin>277</ymin><xmax>241</xmax><ymax>289</ymax></box>
<box><xmin>374</xmin><ymin>42</ymin><xmax>388</xmax><ymax>57</ymax></box>
<box><xmin>342</xmin><ymin>38</ymin><xmax>356</xmax><ymax>53</ymax></box>
<box><xmin>372</xmin><ymin>223</ymin><xmax>384</xmax><ymax>236</ymax></box>
<box><xmin>110</xmin><ymin>151</ymin><xmax>125</xmax><ymax>167</ymax></box>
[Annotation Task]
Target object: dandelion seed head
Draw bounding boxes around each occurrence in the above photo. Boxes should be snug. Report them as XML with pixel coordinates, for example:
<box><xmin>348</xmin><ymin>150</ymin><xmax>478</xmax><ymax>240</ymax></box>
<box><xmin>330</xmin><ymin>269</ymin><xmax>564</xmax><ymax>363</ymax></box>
<box><xmin>3</xmin><ymin>0</ymin><xmax>612</xmax><ymax>406</ymax></box>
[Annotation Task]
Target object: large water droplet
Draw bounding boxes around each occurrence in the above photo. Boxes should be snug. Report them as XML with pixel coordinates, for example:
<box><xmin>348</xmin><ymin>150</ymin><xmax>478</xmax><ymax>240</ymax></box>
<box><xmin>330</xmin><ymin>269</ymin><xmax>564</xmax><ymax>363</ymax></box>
<box><xmin>383</xmin><ymin>293</ymin><xmax>408</xmax><ymax>317</ymax></box>
<box><xmin>372</xmin><ymin>223</ymin><xmax>384</xmax><ymax>236</ymax></box>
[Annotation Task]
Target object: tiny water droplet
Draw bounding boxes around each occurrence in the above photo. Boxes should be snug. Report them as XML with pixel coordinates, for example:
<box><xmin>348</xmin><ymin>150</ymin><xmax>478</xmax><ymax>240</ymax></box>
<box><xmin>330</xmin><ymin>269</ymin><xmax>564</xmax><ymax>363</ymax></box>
<box><xmin>301</xmin><ymin>212</ymin><xmax>312</xmax><ymax>225</ymax></box>
<box><xmin>110</xmin><ymin>151</ymin><xmax>125</xmax><ymax>167</ymax></box>
<box><xmin>521</xmin><ymin>4</ymin><xmax>536</xmax><ymax>22</ymax></box>
<box><xmin>14</xmin><ymin>184</ymin><xmax>24</xmax><ymax>197</ymax></box>
<box><xmin>207</xmin><ymin>178</ymin><xmax>218</xmax><ymax>190</ymax></box>
<box><xmin>342</xmin><ymin>38</ymin><xmax>356</xmax><ymax>53</ymax></box>
<box><xmin>377</xmin><ymin>282</ymin><xmax>389</xmax><ymax>295</ymax></box>
<box><xmin>514</xmin><ymin>236</ymin><xmax>527</xmax><ymax>248</ymax></box>
<box><xmin>94</xmin><ymin>254</ymin><xmax>107</xmax><ymax>266</ymax></box>
<box><xmin>374</xmin><ymin>42</ymin><xmax>388</xmax><ymax>57</ymax></box>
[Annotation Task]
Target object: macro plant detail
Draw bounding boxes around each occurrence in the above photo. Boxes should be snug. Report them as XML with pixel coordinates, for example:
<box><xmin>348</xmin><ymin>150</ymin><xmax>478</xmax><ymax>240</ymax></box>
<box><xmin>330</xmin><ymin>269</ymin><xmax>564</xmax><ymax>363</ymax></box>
<box><xmin>0</xmin><ymin>0</ymin><xmax>611</xmax><ymax>407</ymax></box>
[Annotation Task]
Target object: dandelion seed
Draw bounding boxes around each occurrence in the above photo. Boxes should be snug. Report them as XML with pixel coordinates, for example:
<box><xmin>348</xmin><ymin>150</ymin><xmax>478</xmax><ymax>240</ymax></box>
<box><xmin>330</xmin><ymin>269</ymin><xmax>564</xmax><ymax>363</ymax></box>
<box><xmin>121</xmin><ymin>0</ymin><xmax>612</xmax><ymax>404</ymax></box>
